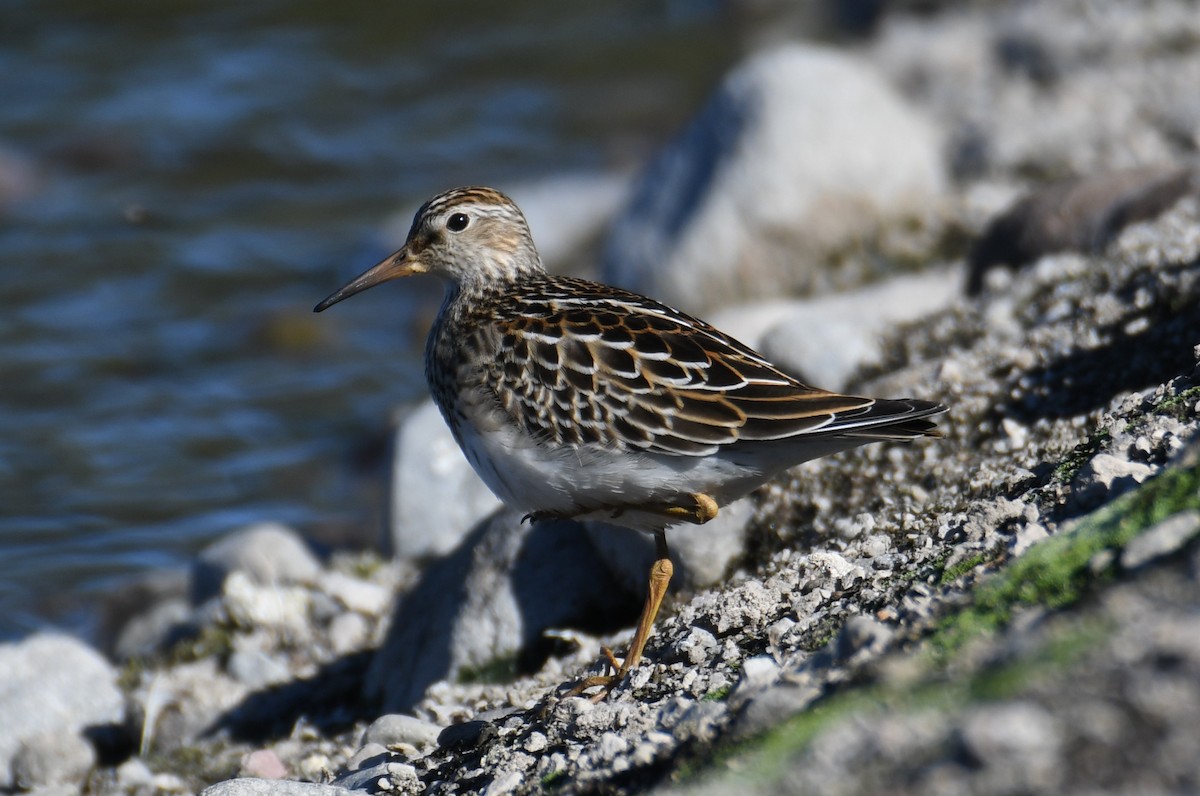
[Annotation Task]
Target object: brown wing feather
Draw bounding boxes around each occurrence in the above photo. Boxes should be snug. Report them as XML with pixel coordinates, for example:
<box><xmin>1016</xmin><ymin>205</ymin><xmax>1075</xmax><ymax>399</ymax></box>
<box><xmin>487</xmin><ymin>277</ymin><xmax>943</xmax><ymax>457</ymax></box>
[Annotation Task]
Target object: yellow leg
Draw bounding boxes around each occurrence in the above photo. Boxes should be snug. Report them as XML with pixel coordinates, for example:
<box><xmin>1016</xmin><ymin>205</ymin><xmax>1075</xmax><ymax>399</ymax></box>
<box><xmin>569</xmin><ymin>528</ymin><xmax>675</xmax><ymax>701</ymax></box>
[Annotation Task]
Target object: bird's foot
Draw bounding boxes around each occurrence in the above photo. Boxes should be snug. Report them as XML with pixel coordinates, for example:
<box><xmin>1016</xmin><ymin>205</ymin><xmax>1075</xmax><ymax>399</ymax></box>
<box><xmin>647</xmin><ymin>492</ymin><xmax>719</xmax><ymax>525</ymax></box>
<box><xmin>525</xmin><ymin>493</ymin><xmax>718</xmax><ymax>527</ymax></box>
<box><xmin>563</xmin><ymin>646</ymin><xmax>627</xmax><ymax>703</ymax></box>
<box><xmin>522</xmin><ymin>509</ymin><xmax>572</xmax><ymax>525</ymax></box>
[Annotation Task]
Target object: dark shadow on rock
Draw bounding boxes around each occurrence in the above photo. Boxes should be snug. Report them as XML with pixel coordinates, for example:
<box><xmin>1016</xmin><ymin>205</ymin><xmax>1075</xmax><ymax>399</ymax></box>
<box><xmin>509</xmin><ymin>519</ymin><xmax>643</xmax><ymax>674</ymax></box>
<box><xmin>214</xmin><ymin>651</ymin><xmax>374</xmax><ymax>743</ymax></box>
<box><xmin>967</xmin><ymin>166</ymin><xmax>1197</xmax><ymax>295</ymax></box>
<box><xmin>1000</xmin><ymin>282</ymin><xmax>1200</xmax><ymax>423</ymax></box>
<box><xmin>365</xmin><ymin>509</ymin><xmax>641</xmax><ymax>715</ymax></box>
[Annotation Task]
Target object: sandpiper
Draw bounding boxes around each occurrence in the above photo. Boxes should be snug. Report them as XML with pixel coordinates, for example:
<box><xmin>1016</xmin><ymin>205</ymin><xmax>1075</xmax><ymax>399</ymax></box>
<box><xmin>316</xmin><ymin>186</ymin><xmax>946</xmax><ymax>697</ymax></box>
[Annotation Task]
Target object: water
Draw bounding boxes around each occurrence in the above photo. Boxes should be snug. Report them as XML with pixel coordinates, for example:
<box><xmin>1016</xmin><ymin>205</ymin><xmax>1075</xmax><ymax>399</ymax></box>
<box><xmin>0</xmin><ymin>0</ymin><xmax>748</xmax><ymax>640</ymax></box>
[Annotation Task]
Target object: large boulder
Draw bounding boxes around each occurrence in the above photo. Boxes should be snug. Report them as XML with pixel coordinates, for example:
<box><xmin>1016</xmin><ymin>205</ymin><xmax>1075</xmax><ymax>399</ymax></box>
<box><xmin>602</xmin><ymin>44</ymin><xmax>945</xmax><ymax>314</ymax></box>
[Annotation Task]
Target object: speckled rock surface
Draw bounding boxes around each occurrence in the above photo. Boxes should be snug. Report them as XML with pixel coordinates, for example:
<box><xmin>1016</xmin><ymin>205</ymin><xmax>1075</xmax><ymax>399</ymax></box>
<box><xmin>49</xmin><ymin>1</ymin><xmax>1200</xmax><ymax>794</ymax></box>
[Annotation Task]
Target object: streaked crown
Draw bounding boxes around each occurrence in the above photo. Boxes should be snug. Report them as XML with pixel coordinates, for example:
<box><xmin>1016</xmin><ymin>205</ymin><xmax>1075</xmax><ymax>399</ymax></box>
<box><xmin>406</xmin><ymin>186</ymin><xmax>544</xmax><ymax>288</ymax></box>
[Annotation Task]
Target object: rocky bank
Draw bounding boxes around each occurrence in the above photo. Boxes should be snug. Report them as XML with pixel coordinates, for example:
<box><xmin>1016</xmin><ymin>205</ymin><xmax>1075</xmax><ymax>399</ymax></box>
<box><xmin>4</xmin><ymin>1</ymin><xmax>1200</xmax><ymax>794</ymax></box>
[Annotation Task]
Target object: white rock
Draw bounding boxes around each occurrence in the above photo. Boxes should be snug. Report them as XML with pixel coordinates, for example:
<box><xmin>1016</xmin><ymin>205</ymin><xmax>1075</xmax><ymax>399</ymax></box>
<box><xmin>1010</xmin><ymin>522</ymin><xmax>1051</xmax><ymax>557</ymax></box>
<box><xmin>361</xmin><ymin>714</ymin><xmax>441</xmax><ymax>751</ymax></box>
<box><xmin>320</xmin><ymin>571</ymin><xmax>391</xmax><ymax>616</ymax></box>
<box><xmin>597</xmin><ymin>731</ymin><xmax>629</xmax><ymax>761</ymax></box>
<box><xmin>222</xmin><ymin>572</ymin><xmax>311</xmax><ymax>636</ymax></box>
<box><xmin>602</xmin><ymin>44</ymin><xmax>945</xmax><ymax>314</ymax></box>
<box><xmin>1072</xmin><ymin>453</ymin><xmax>1157</xmax><ymax>504</ymax></box>
<box><xmin>115</xmin><ymin>758</ymin><xmax>155</xmax><ymax>789</ymax></box>
<box><xmin>0</xmin><ymin>633</ymin><xmax>124</xmax><ymax>790</ymax></box>
<box><xmin>191</xmin><ymin>522</ymin><xmax>321</xmax><ymax>605</ymax></box>
<box><xmin>227</xmin><ymin>646</ymin><xmax>291</xmax><ymax>689</ymax></box>
<box><xmin>328</xmin><ymin>612</ymin><xmax>369</xmax><ymax>655</ymax></box>
<box><xmin>390</xmin><ymin>400</ymin><xmax>502</xmax><ymax>560</ymax></box>
<box><xmin>483</xmin><ymin>769</ymin><xmax>524</xmax><ymax>796</ymax></box>
<box><xmin>754</xmin><ymin>267</ymin><xmax>962</xmax><ymax>390</ymax></box>
<box><xmin>199</xmin><ymin>777</ymin><xmax>353</xmax><ymax>796</ymax></box>
<box><xmin>11</xmin><ymin>730</ymin><xmax>96</xmax><ymax>790</ymax></box>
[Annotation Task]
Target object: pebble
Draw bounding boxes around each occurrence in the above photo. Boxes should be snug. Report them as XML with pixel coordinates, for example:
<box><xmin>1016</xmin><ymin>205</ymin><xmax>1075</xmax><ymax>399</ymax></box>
<box><xmin>437</xmin><ymin>720</ymin><xmax>493</xmax><ymax>750</ymax></box>
<box><xmin>483</xmin><ymin>769</ymin><xmax>524</xmax><ymax>796</ymax></box>
<box><xmin>190</xmin><ymin>522</ymin><xmax>321</xmax><ymax>605</ymax></box>
<box><xmin>320</xmin><ymin>571</ymin><xmax>390</xmax><ymax>616</ymax></box>
<box><xmin>362</xmin><ymin>714</ymin><xmax>442</xmax><ymax>751</ymax></box>
<box><xmin>240</xmin><ymin>749</ymin><xmax>287</xmax><ymax>780</ymax></box>
<box><xmin>1072</xmin><ymin>454</ymin><xmax>1157</xmax><ymax>504</ymax></box>
<box><xmin>11</xmin><ymin>731</ymin><xmax>96</xmax><ymax>789</ymax></box>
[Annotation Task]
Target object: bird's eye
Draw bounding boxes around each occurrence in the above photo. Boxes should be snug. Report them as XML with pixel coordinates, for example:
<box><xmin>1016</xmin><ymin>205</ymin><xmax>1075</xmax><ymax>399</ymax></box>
<box><xmin>446</xmin><ymin>212</ymin><xmax>470</xmax><ymax>232</ymax></box>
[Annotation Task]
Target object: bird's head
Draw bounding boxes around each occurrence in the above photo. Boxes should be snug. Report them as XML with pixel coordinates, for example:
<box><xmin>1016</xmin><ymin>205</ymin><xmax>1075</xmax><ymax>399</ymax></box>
<box><xmin>314</xmin><ymin>186</ymin><xmax>542</xmax><ymax>312</ymax></box>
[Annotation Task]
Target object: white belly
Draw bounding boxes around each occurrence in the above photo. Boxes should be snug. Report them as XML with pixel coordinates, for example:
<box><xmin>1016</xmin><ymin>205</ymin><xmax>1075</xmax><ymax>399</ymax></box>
<box><xmin>450</xmin><ymin>404</ymin><xmax>773</xmax><ymax>530</ymax></box>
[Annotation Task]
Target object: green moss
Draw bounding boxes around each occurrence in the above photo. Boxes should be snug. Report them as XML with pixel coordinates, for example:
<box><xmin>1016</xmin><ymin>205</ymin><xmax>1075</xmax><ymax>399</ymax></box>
<box><xmin>937</xmin><ymin>547</ymin><xmax>1002</xmax><ymax>587</ymax></box>
<box><xmin>456</xmin><ymin>655</ymin><xmax>519</xmax><ymax>685</ymax></box>
<box><xmin>690</xmin><ymin>615</ymin><xmax>1105</xmax><ymax>790</ymax></box>
<box><xmin>168</xmin><ymin>623</ymin><xmax>236</xmax><ymax>665</ymax></box>
<box><xmin>541</xmin><ymin>769</ymin><xmax>567</xmax><ymax>789</ymax></box>
<box><xmin>1156</xmin><ymin>385</ymin><xmax>1200</xmax><ymax>420</ymax></box>
<box><xmin>702</xmin><ymin>685</ymin><xmax>732</xmax><ymax>702</ymax></box>
<box><xmin>676</xmin><ymin>464</ymin><xmax>1199</xmax><ymax>791</ymax></box>
<box><xmin>117</xmin><ymin>656</ymin><xmax>146</xmax><ymax>692</ymax></box>
<box><xmin>929</xmin><ymin>463</ymin><xmax>1200</xmax><ymax>662</ymax></box>
<box><xmin>1053</xmin><ymin>428</ymin><xmax>1112</xmax><ymax>483</ymax></box>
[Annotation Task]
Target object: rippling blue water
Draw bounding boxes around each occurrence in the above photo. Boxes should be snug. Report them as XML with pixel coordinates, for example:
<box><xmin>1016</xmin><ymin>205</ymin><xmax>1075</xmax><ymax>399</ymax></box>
<box><xmin>0</xmin><ymin>1</ymin><xmax>750</xmax><ymax>639</ymax></box>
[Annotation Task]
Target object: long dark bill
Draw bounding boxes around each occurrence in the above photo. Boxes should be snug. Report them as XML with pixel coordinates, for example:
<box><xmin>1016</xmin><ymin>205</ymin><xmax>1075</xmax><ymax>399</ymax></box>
<box><xmin>313</xmin><ymin>248</ymin><xmax>424</xmax><ymax>312</ymax></box>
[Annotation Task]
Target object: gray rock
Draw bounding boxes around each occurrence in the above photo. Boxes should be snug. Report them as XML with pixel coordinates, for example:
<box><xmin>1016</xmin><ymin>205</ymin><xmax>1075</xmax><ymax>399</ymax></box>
<box><xmin>0</xmin><ymin>633</ymin><xmax>124</xmax><ymax>790</ymax></box>
<box><xmin>834</xmin><ymin>615</ymin><xmax>893</xmax><ymax>663</ymax></box>
<box><xmin>343</xmin><ymin>742</ymin><xmax>389</xmax><ymax>773</ymax></box>
<box><xmin>99</xmin><ymin>567</ymin><xmax>192</xmax><ymax>660</ymax></box>
<box><xmin>112</xmin><ymin>597</ymin><xmax>195</xmax><ymax>662</ymax></box>
<box><xmin>584</xmin><ymin>496</ymin><xmax>754</xmax><ymax>596</ymax></box>
<box><xmin>361</xmin><ymin>714</ymin><xmax>441</xmax><ymax>751</ymax></box>
<box><xmin>11</xmin><ymin>731</ymin><xmax>96</xmax><ymax>790</ymax></box>
<box><xmin>437</xmin><ymin>720</ymin><xmax>493</xmax><ymax>750</ymax></box>
<box><xmin>753</xmin><ymin>267</ymin><xmax>962</xmax><ymax>390</ymax></box>
<box><xmin>190</xmin><ymin>522</ymin><xmax>321</xmax><ymax>605</ymax></box>
<box><xmin>365</xmin><ymin>508</ymin><xmax>634</xmax><ymax>712</ymax></box>
<box><xmin>330</xmin><ymin>760</ymin><xmax>391</xmax><ymax>792</ymax></box>
<box><xmin>390</xmin><ymin>399</ymin><xmax>502</xmax><ymax>561</ymax></box>
<box><xmin>602</xmin><ymin>44</ymin><xmax>944</xmax><ymax>314</ymax></box>
<box><xmin>226</xmin><ymin>646</ymin><xmax>291</xmax><ymax>689</ymax></box>
<box><xmin>1072</xmin><ymin>453</ymin><xmax>1157</xmax><ymax>505</ymax></box>
<box><xmin>734</xmin><ymin>683</ymin><xmax>820</xmax><ymax>739</ymax></box>
<box><xmin>967</xmin><ymin>166</ymin><xmax>1197</xmax><ymax>294</ymax></box>
<box><xmin>1121</xmin><ymin>510</ymin><xmax>1200</xmax><ymax>570</ymax></box>
<box><xmin>199</xmin><ymin>777</ymin><xmax>354</xmax><ymax>796</ymax></box>
<box><xmin>957</xmin><ymin>702</ymin><xmax>1064</xmax><ymax>791</ymax></box>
